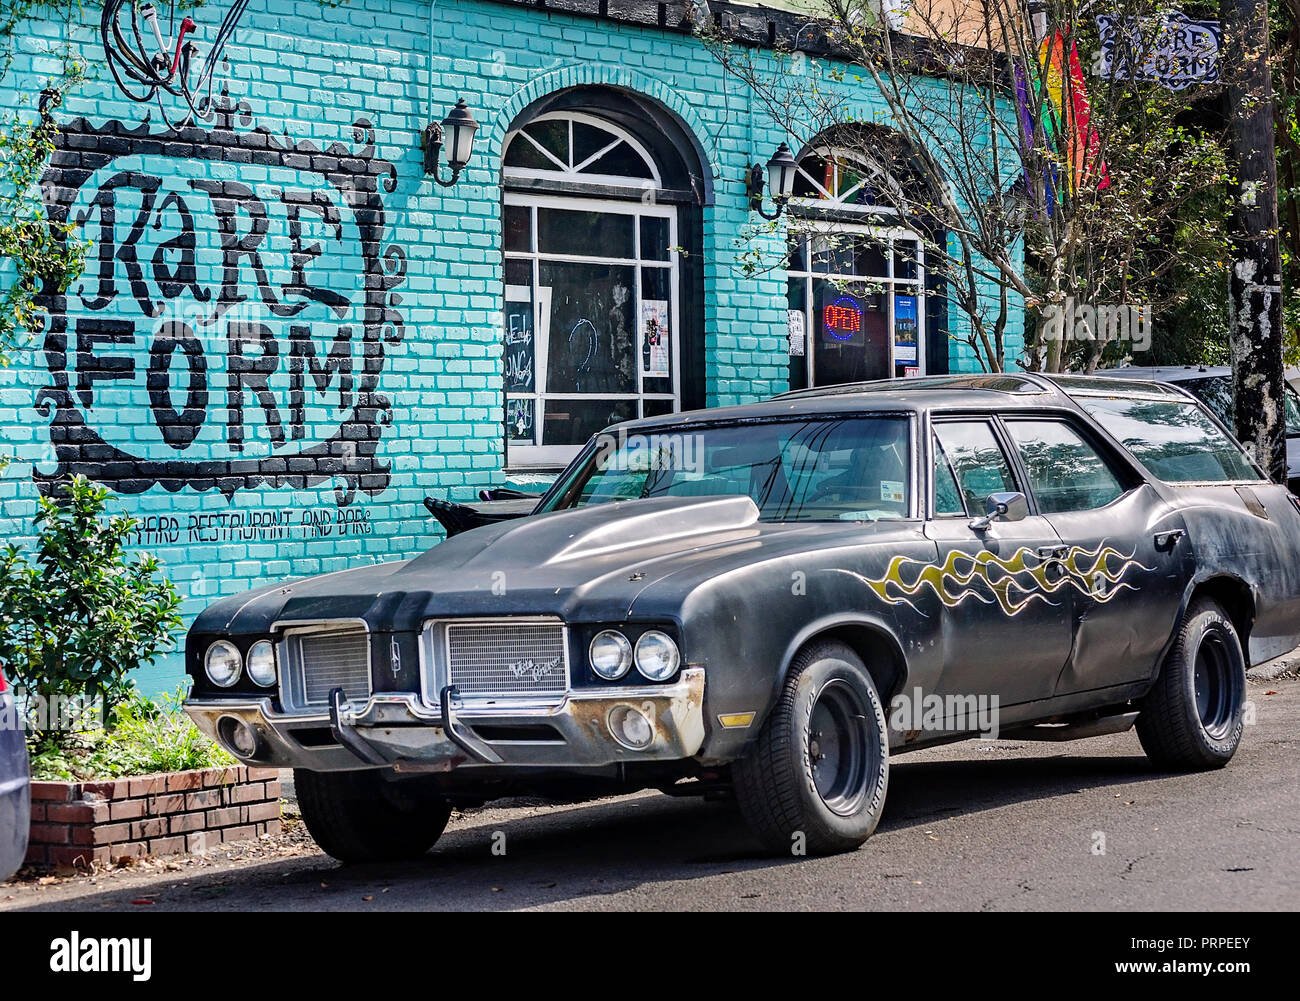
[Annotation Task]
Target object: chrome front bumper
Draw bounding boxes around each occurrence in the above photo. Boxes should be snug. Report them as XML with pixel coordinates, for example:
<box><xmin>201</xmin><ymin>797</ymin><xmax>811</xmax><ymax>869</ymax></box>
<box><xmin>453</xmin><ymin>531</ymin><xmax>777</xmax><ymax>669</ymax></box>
<box><xmin>185</xmin><ymin>667</ymin><xmax>706</xmax><ymax>773</ymax></box>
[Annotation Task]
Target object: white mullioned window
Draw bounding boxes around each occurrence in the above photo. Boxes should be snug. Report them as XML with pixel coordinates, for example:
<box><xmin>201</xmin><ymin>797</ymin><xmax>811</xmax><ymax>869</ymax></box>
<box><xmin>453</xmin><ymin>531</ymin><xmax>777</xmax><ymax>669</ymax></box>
<box><xmin>502</xmin><ymin>114</ymin><xmax>681</xmax><ymax>468</ymax></box>
<box><xmin>786</xmin><ymin>145</ymin><xmax>927</xmax><ymax>389</ymax></box>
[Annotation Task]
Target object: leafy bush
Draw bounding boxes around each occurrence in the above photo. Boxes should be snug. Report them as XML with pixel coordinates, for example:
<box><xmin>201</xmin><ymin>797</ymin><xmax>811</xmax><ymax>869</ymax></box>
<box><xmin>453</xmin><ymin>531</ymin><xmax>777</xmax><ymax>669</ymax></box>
<box><xmin>27</xmin><ymin>686</ymin><xmax>236</xmax><ymax>781</ymax></box>
<box><xmin>0</xmin><ymin>476</ymin><xmax>182</xmax><ymax>743</ymax></box>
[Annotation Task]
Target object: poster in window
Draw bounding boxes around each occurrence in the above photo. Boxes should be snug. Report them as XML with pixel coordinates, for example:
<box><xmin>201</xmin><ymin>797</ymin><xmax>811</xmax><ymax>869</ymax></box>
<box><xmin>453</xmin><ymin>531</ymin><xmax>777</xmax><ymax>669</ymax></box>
<box><xmin>894</xmin><ymin>294</ymin><xmax>919</xmax><ymax>364</ymax></box>
<box><xmin>641</xmin><ymin>299</ymin><xmax>670</xmax><ymax>377</ymax></box>
<box><xmin>787</xmin><ymin>309</ymin><xmax>806</xmax><ymax>357</ymax></box>
<box><xmin>504</xmin><ymin>284</ymin><xmax>535</xmax><ymax>393</ymax></box>
<box><xmin>506</xmin><ymin>397</ymin><xmax>535</xmax><ymax>442</ymax></box>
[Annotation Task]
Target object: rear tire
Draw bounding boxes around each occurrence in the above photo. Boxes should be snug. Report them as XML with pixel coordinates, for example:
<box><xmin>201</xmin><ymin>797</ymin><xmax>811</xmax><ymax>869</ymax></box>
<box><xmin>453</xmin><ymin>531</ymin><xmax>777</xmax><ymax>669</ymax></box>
<box><xmin>732</xmin><ymin>641</ymin><xmax>889</xmax><ymax>856</ymax></box>
<box><xmin>1136</xmin><ymin>598</ymin><xmax>1247</xmax><ymax>770</ymax></box>
<box><xmin>295</xmin><ymin>768</ymin><xmax>452</xmax><ymax>864</ymax></box>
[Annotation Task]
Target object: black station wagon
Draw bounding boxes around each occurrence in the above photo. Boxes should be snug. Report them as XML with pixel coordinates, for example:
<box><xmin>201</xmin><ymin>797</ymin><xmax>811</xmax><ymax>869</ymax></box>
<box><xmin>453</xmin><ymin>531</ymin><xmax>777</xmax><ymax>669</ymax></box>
<box><xmin>184</xmin><ymin>374</ymin><xmax>1300</xmax><ymax>861</ymax></box>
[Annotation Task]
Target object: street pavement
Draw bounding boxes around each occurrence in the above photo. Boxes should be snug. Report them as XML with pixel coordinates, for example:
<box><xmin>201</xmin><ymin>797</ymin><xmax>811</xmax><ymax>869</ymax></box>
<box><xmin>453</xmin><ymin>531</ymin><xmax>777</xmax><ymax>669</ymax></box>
<box><xmin>3</xmin><ymin>675</ymin><xmax>1298</xmax><ymax>912</ymax></box>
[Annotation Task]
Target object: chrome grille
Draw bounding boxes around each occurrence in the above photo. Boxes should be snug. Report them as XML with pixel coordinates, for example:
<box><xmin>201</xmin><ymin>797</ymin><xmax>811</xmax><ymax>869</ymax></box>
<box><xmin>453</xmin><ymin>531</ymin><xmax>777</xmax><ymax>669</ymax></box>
<box><xmin>442</xmin><ymin>620</ymin><xmax>568</xmax><ymax>700</ymax></box>
<box><xmin>285</xmin><ymin>629</ymin><xmax>371</xmax><ymax>712</ymax></box>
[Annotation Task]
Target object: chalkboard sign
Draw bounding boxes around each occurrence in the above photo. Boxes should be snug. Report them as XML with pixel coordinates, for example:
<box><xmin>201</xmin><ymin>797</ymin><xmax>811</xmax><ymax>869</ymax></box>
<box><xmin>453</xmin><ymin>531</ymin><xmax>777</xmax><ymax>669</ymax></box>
<box><xmin>504</xmin><ymin>286</ymin><xmax>535</xmax><ymax>394</ymax></box>
<box><xmin>537</xmin><ymin>261</ymin><xmax>637</xmax><ymax>395</ymax></box>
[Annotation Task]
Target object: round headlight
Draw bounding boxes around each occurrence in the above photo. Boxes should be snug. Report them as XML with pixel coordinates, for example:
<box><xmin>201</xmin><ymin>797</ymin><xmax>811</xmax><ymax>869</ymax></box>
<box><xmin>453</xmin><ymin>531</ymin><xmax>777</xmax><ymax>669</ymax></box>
<box><xmin>607</xmin><ymin>704</ymin><xmax>654</xmax><ymax>750</ymax></box>
<box><xmin>205</xmin><ymin>640</ymin><xmax>242</xmax><ymax>688</ymax></box>
<box><xmin>246</xmin><ymin>640</ymin><xmax>276</xmax><ymax>687</ymax></box>
<box><xmin>589</xmin><ymin>630</ymin><xmax>633</xmax><ymax>680</ymax></box>
<box><xmin>634</xmin><ymin>630</ymin><xmax>680</xmax><ymax>681</ymax></box>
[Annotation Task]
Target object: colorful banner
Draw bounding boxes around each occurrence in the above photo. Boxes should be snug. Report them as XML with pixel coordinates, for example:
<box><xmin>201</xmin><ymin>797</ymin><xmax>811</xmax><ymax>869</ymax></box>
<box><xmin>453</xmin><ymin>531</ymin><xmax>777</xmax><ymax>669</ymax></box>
<box><xmin>1015</xmin><ymin>32</ymin><xmax>1111</xmax><ymax>207</ymax></box>
<box><xmin>1039</xmin><ymin>32</ymin><xmax>1111</xmax><ymax>195</ymax></box>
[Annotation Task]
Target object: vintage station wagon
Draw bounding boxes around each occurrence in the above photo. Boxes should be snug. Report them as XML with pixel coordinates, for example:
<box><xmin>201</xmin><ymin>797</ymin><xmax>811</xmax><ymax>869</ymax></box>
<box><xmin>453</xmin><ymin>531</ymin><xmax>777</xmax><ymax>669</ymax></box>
<box><xmin>184</xmin><ymin>374</ymin><xmax>1300</xmax><ymax>861</ymax></box>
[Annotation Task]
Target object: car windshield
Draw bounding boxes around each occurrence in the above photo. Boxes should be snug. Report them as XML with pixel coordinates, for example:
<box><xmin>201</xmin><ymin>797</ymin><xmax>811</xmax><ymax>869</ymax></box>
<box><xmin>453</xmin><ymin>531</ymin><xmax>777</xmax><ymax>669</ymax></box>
<box><xmin>540</xmin><ymin>416</ymin><xmax>913</xmax><ymax>522</ymax></box>
<box><xmin>1182</xmin><ymin>377</ymin><xmax>1300</xmax><ymax>437</ymax></box>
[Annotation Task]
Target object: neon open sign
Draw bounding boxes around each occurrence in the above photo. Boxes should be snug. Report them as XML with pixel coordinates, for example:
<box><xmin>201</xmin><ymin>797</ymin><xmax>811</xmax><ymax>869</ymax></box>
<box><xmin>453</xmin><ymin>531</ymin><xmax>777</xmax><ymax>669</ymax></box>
<box><xmin>824</xmin><ymin>296</ymin><xmax>863</xmax><ymax>343</ymax></box>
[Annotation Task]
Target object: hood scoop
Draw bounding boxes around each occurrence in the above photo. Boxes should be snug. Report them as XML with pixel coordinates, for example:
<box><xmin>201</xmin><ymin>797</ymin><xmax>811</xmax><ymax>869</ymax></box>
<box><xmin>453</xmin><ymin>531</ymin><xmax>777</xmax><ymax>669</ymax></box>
<box><xmin>546</xmin><ymin>495</ymin><xmax>760</xmax><ymax>564</ymax></box>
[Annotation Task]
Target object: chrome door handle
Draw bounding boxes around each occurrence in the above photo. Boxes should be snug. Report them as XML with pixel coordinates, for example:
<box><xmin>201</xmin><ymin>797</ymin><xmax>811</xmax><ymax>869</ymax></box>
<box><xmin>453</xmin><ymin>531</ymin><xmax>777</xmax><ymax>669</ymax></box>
<box><xmin>1036</xmin><ymin>545</ymin><xmax>1068</xmax><ymax>559</ymax></box>
<box><xmin>1154</xmin><ymin>529</ymin><xmax>1186</xmax><ymax>551</ymax></box>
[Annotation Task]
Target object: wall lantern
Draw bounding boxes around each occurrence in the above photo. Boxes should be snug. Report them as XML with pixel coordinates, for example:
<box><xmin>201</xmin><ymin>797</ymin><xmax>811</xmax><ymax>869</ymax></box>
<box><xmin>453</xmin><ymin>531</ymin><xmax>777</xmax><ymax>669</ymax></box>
<box><xmin>423</xmin><ymin>98</ymin><xmax>479</xmax><ymax>187</ymax></box>
<box><xmin>747</xmin><ymin>142</ymin><xmax>798</xmax><ymax>219</ymax></box>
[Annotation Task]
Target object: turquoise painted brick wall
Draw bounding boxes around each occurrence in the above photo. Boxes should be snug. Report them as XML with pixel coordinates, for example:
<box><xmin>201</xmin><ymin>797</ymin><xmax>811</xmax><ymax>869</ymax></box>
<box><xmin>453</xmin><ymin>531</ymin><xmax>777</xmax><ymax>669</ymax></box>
<box><xmin>0</xmin><ymin>0</ymin><xmax>1023</xmax><ymax>693</ymax></box>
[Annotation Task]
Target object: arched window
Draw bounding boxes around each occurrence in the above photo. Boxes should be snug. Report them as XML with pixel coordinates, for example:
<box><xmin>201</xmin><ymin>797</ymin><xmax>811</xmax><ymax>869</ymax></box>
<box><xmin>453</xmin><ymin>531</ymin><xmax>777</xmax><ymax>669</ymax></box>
<box><xmin>786</xmin><ymin>141</ymin><xmax>930</xmax><ymax>390</ymax></box>
<box><xmin>501</xmin><ymin>92</ymin><xmax>706</xmax><ymax>469</ymax></box>
<box><xmin>504</xmin><ymin>113</ymin><xmax>660</xmax><ymax>186</ymax></box>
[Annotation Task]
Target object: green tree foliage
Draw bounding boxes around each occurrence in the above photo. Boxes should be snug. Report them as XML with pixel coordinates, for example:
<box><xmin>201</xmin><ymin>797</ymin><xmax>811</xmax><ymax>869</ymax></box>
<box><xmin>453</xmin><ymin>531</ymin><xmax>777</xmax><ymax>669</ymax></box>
<box><xmin>0</xmin><ymin>3</ymin><xmax>87</xmax><ymax>357</ymax></box>
<box><xmin>1273</xmin><ymin>0</ymin><xmax>1300</xmax><ymax>363</ymax></box>
<box><xmin>0</xmin><ymin>477</ymin><xmax>183</xmax><ymax>745</ymax></box>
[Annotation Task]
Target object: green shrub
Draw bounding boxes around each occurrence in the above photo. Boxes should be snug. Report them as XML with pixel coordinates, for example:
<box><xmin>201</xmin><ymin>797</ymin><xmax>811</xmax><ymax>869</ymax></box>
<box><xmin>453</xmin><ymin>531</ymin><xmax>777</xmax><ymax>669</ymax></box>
<box><xmin>27</xmin><ymin>686</ymin><xmax>236</xmax><ymax>781</ymax></box>
<box><xmin>0</xmin><ymin>475</ymin><xmax>183</xmax><ymax>744</ymax></box>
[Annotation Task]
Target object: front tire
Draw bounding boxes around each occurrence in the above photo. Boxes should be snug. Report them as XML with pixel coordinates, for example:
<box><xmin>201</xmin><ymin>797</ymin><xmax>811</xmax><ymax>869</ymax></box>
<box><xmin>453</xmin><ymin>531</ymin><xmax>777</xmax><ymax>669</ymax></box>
<box><xmin>732</xmin><ymin>641</ymin><xmax>889</xmax><ymax>856</ymax></box>
<box><xmin>1136</xmin><ymin>598</ymin><xmax>1247</xmax><ymax>770</ymax></box>
<box><xmin>295</xmin><ymin>768</ymin><xmax>452</xmax><ymax>864</ymax></box>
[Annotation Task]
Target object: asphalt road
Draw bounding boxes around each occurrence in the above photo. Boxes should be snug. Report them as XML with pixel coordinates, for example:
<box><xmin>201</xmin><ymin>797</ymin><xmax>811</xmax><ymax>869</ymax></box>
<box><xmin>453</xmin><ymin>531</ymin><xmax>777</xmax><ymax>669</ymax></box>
<box><xmin>5</xmin><ymin>675</ymin><xmax>1298</xmax><ymax>912</ymax></box>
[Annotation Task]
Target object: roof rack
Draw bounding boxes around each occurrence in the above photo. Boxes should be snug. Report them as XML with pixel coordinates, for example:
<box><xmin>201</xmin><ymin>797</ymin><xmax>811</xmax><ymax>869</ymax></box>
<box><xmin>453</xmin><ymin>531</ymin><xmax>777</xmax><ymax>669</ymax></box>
<box><xmin>776</xmin><ymin>374</ymin><xmax>1051</xmax><ymax>400</ymax></box>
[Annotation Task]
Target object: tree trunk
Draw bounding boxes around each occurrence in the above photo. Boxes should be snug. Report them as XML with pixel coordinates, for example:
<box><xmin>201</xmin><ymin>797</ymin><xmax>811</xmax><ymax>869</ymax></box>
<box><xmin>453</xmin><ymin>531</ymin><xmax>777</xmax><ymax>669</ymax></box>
<box><xmin>1223</xmin><ymin>0</ymin><xmax>1288</xmax><ymax>482</ymax></box>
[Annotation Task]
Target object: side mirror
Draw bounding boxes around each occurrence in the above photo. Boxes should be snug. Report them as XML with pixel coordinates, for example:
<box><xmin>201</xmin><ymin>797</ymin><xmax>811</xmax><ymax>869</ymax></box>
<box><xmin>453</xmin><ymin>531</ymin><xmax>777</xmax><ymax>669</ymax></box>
<box><xmin>969</xmin><ymin>491</ymin><xmax>1029</xmax><ymax>532</ymax></box>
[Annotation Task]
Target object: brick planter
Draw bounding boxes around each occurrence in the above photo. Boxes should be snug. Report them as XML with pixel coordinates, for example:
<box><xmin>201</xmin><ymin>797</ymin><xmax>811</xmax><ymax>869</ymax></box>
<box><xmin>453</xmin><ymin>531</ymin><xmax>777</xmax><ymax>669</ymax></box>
<box><xmin>26</xmin><ymin>766</ymin><xmax>282</xmax><ymax>869</ymax></box>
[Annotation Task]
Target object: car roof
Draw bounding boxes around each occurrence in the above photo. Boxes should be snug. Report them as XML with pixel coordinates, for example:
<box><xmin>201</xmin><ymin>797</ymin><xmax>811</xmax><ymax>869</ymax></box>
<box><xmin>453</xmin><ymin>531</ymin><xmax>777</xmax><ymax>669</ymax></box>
<box><xmin>611</xmin><ymin>373</ymin><xmax>1199</xmax><ymax>435</ymax></box>
<box><xmin>1089</xmin><ymin>365</ymin><xmax>1229</xmax><ymax>383</ymax></box>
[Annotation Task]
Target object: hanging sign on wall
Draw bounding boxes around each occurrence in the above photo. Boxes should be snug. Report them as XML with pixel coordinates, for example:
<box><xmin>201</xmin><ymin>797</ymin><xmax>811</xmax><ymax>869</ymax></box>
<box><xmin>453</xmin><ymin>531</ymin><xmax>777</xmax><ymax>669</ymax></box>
<box><xmin>1096</xmin><ymin>13</ymin><xmax>1221</xmax><ymax>90</ymax></box>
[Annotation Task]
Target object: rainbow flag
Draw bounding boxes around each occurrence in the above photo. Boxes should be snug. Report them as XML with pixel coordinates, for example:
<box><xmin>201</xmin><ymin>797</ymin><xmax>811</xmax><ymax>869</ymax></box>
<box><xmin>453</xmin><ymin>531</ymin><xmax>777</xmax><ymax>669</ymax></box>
<box><xmin>1037</xmin><ymin>31</ymin><xmax>1111</xmax><ymax>195</ymax></box>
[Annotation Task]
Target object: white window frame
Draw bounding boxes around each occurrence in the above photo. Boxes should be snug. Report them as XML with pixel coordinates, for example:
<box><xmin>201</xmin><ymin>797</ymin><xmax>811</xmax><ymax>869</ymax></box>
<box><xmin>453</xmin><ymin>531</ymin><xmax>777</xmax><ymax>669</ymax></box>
<box><xmin>789</xmin><ymin>144</ymin><xmax>907</xmax><ymax>218</ymax></box>
<box><xmin>503</xmin><ymin>112</ymin><xmax>663</xmax><ymax>191</ymax></box>
<box><xmin>788</xmin><ymin>219</ymin><xmax>928</xmax><ymax>387</ymax></box>
<box><xmin>503</xmin><ymin>190</ymin><xmax>681</xmax><ymax>469</ymax></box>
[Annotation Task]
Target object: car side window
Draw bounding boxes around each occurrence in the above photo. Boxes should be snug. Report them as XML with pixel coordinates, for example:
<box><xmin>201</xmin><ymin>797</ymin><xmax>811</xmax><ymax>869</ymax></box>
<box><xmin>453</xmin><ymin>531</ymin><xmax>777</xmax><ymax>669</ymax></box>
<box><xmin>931</xmin><ymin>434</ymin><xmax>967</xmax><ymax>516</ymax></box>
<box><xmin>1082</xmin><ymin>397</ymin><xmax>1262</xmax><ymax>483</ymax></box>
<box><xmin>932</xmin><ymin>421</ymin><xmax>1017</xmax><ymax>515</ymax></box>
<box><xmin>1005</xmin><ymin>420</ymin><xmax>1125</xmax><ymax>514</ymax></box>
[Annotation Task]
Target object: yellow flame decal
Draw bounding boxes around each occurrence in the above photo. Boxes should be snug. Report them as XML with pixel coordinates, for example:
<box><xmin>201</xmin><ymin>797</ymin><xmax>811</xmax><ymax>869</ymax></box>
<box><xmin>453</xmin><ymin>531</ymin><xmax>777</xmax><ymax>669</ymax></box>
<box><xmin>840</xmin><ymin>542</ymin><xmax>1152</xmax><ymax>617</ymax></box>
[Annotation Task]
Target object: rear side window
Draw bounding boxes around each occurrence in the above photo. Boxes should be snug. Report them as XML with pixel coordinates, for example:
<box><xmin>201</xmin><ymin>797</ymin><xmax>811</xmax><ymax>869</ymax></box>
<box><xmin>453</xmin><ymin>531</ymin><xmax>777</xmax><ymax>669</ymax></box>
<box><xmin>1005</xmin><ymin>420</ymin><xmax>1125</xmax><ymax>513</ymax></box>
<box><xmin>1082</xmin><ymin>397</ymin><xmax>1262</xmax><ymax>483</ymax></box>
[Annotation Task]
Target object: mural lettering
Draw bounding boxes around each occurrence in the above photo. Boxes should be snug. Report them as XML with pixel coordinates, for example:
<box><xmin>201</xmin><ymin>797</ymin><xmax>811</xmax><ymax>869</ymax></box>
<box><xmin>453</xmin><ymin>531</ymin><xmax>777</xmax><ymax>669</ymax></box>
<box><xmin>36</xmin><ymin>99</ymin><xmax>407</xmax><ymax>506</ymax></box>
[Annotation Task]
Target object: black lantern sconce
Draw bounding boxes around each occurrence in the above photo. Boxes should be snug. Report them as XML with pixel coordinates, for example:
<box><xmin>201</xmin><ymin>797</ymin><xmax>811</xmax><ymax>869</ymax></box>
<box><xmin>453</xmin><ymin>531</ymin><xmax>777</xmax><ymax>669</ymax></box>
<box><xmin>423</xmin><ymin>97</ymin><xmax>479</xmax><ymax>187</ymax></box>
<box><xmin>747</xmin><ymin>142</ymin><xmax>798</xmax><ymax>220</ymax></box>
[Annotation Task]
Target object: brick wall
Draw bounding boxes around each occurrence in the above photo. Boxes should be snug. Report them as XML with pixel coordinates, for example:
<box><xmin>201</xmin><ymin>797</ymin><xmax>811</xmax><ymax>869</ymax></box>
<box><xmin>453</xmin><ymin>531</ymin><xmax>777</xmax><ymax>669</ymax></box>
<box><xmin>0</xmin><ymin>0</ymin><xmax>1025</xmax><ymax>692</ymax></box>
<box><xmin>25</xmin><ymin>766</ymin><xmax>282</xmax><ymax>869</ymax></box>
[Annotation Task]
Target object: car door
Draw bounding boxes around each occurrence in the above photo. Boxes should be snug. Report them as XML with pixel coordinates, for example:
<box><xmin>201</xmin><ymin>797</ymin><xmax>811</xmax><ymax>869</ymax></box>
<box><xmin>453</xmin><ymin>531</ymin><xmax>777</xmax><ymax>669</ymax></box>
<box><xmin>924</xmin><ymin>418</ymin><xmax>1074</xmax><ymax>707</ymax></box>
<box><xmin>999</xmin><ymin>416</ymin><xmax>1192</xmax><ymax>696</ymax></box>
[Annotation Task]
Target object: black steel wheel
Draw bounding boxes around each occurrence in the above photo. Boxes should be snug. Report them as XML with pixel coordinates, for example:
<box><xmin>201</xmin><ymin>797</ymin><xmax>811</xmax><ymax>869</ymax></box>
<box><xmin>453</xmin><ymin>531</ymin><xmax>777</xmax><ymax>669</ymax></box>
<box><xmin>1137</xmin><ymin>598</ymin><xmax>1247</xmax><ymax>770</ymax></box>
<box><xmin>295</xmin><ymin>768</ymin><xmax>452</xmax><ymax>864</ymax></box>
<box><xmin>733</xmin><ymin>640</ymin><xmax>889</xmax><ymax>856</ymax></box>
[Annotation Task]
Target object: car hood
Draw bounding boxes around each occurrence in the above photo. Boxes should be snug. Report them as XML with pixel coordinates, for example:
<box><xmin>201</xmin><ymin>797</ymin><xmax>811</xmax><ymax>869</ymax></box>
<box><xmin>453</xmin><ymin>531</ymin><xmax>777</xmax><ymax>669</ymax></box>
<box><xmin>192</xmin><ymin>495</ymin><xmax>924</xmax><ymax>634</ymax></box>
